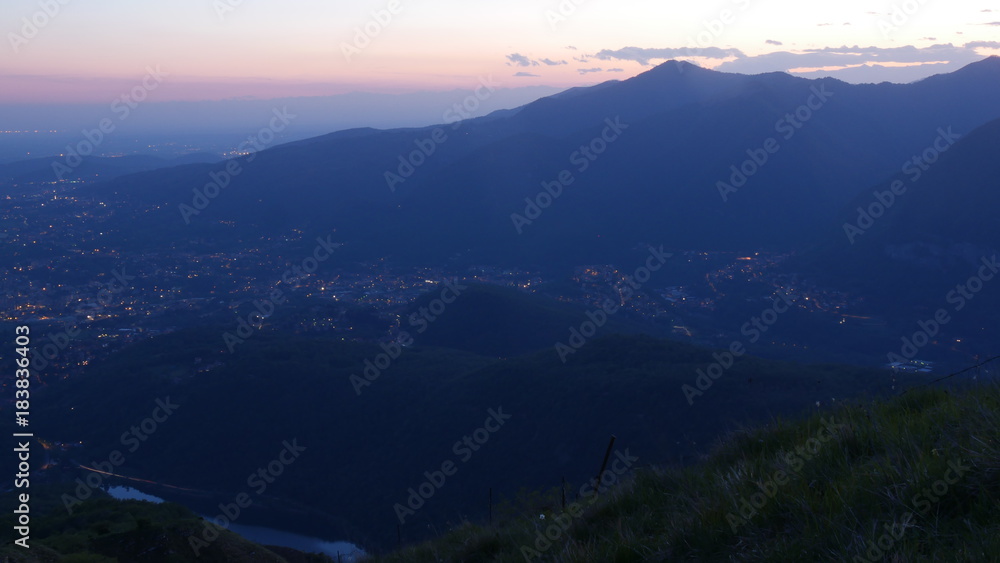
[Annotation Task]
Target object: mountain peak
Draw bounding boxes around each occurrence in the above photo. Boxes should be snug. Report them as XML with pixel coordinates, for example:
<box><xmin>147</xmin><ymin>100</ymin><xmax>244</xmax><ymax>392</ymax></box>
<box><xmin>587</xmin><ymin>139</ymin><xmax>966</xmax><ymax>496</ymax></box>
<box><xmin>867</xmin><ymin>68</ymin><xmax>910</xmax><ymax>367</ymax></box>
<box><xmin>951</xmin><ymin>55</ymin><xmax>1000</xmax><ymax>76</ymax></box>
<box><xmin>648</xmin><ymin>59</ymin><xmax>712</xmax><ymax>75</ymax></box>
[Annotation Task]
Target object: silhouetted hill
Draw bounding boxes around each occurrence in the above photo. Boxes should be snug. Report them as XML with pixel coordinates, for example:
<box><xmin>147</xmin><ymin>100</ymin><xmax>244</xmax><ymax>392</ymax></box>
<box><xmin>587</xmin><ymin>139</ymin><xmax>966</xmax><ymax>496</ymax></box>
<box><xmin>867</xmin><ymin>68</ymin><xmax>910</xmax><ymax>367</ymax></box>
<box><xmin>33</xmin><ymin>323</ymin><xmax>915</xmax><ymax>550</ymax></box>
<box><xmin>86</xmin><ymin>58</ymin><xmax>1000</xmax><ymax>265</ymax></box>
<box><xmin>798</xmin><ymin>115</ymin><xmax>1000</xmax><ymax>356</ymax></box>
<box><xmin>404</xmin><ymin>283</ymin><xmax>662</xmax><ymax>357</ymax></box>
<box><xmin>0</xmin><ymin>488</ymin><xmax>332</xmax><ymax>562</ymax></box>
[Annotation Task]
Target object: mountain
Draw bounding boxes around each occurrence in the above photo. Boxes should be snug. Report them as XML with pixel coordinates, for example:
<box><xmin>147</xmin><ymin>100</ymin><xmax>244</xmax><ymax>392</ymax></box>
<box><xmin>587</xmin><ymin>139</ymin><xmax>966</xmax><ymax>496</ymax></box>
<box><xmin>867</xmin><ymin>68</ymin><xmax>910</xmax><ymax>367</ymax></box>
<box><xmin>86</xmin><ymin>57</ymin><xmax>1000</xmax><ymax>265</ymax></box>
<box><xmin>796</xmin><ymin>115</ymin><xmax>1000</xmax><ymax>358</ymax></box>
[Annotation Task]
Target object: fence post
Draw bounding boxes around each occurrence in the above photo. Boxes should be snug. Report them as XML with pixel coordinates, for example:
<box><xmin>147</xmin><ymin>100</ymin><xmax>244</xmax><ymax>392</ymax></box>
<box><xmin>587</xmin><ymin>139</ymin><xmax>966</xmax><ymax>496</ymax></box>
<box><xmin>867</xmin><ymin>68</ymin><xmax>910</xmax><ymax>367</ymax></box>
<box><xmin>561</xmin><ymin>476</ymin><xmax>566</xmax><ymax>511</ymax></box>
<box><xmin>593</xmin><ymin>435</ymin><xmax>616</xmax><ymax>496</ymax></box>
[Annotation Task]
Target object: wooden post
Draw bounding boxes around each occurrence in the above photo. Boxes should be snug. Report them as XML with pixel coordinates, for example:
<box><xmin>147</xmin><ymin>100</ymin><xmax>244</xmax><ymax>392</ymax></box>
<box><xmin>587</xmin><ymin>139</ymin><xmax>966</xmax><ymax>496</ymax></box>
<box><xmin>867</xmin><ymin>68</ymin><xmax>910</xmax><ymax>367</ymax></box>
<box><xmin>561</xmin><ymin>476</ymin><xmax>566</xmax><ymax>511</ymax></box>
<box><xmin>593</xmin><ymin>435</ymin><xmax>616</xmax><ymax>495</ymax></box>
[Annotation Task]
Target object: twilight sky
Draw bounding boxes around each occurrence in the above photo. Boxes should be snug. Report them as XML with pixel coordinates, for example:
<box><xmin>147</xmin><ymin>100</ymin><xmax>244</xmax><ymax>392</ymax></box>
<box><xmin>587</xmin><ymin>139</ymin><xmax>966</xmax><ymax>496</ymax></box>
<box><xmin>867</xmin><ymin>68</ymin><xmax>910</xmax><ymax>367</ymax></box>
<box><xmin>2</xmin><ymin>0</ymin><xmax>999</xmax><ymax>104</ymax></box>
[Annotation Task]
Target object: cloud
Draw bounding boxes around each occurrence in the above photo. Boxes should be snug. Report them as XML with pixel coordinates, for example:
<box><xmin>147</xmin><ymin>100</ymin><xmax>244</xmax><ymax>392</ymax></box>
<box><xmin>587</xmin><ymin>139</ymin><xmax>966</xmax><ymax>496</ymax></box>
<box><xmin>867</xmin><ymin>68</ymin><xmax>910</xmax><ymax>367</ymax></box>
<box><xmin>713</xmin><ymin>43</ymin><xmax>989</xmax><ymax>76</ymax></box>
<box><xmin>566</xmin><ymin>45</ymin><xmax>578</xmax><ymax>50</ymax></box>
<box><xmin>982</xmin><ymin>21</ymin><xmax>1000</xmax><ymax>26</ymax></box>
<box><xmin>608</xmin><ymin>68</ymin><xmax>624</xmax><ymax>72</ymax></box>
<box><xmin>594</xmin><ymin>46</ymin><xmax>745</xmax><ymax>66</ymax></box>
<box><xmin>967</xmin><ymin>40</ymin><xmax>1000</xmax><ymax>48</ymax></box>
<box><xmin>508</xmin><ymin>54</ymin><xmax>570</xmax><ymax>67</ymax></box>
<box><xmin>514</xmin><ymin>72</ymin><xmax>540</xmax><ymax>77</ymax></box>
<box><xmin>505</xmin><ymin>53</ymin><xmax>539</xmax><ymax>67</ymax></box>
<box><xmin>573</xmin><ymin>56</ymin><xmax>590</xmax><ymax>63</ymax></box>
<box><xmin>578</xmin><ymin>67</ymin><xmax>603</xmax><ymax>74</ymax></box>
<box><xmin>766</xmin><ymin>39</ymin><xmax>784</xmax><ymax>46</ymax></box>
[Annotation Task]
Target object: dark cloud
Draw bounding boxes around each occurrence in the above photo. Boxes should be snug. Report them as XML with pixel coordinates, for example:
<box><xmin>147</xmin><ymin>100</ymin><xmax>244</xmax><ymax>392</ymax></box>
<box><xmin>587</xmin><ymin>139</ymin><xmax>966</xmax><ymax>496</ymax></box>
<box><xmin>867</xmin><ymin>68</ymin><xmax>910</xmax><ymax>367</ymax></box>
<box><xmin>514</xmin><ymin>72</ymin><xmax>540</xmax><ymax>77</ymax></box>
<box><xmin>540</xmin><ymin>58</ymin><xmax>568</xmax><ymax>66</ymax></box>
<box><xmin>766</xmin><ymin>39</ymin><xmax>783</xmax><ymax>46</ymax></box>
<box><xmin>578</xmin><ymin>67</ymin><xmax>603</xmax><ymax>74</ymax></box>
<box><xmin>607</xmin><ymin>68</ymin><xmax>624</xmax><ymax>72</ymax></box>
<box><xmin>594</xmin><ymin>46</ymin><xmax>745</xmax><ymax>66</ymax></box>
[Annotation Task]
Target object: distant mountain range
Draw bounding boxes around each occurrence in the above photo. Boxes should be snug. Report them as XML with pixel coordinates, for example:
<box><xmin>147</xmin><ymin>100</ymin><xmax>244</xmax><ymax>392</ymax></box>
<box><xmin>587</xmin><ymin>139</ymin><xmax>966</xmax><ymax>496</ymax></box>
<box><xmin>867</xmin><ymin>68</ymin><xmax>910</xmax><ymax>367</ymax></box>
<box><xmin>85</xmin><ymin>56</ymin><xmax>1000</xmax><ymax>266</ymax></box>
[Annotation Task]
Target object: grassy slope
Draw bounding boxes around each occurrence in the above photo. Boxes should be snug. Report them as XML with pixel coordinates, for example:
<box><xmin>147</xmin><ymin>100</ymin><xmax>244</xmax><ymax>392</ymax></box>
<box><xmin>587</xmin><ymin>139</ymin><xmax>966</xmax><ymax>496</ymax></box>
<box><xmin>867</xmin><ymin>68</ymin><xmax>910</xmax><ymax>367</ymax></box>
<box><xmin>370</xmin><ymin>380</ymin><xmax>1000</xmax><ymax>562</ymax></box>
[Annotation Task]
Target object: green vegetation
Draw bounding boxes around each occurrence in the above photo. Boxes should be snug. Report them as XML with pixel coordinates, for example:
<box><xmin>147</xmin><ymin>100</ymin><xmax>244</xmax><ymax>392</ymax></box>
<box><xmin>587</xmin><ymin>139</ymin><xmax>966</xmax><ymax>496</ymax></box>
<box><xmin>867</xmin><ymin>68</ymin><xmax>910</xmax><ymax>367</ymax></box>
<box><xmin>370</xmin><ymin>380</ymin><xmax>1000</xmax><ymax>562</ymax></box>
<box><xmin>0</xmin><ymin>487</ymin><xmax>334</xmax><ymax>562</ymax></box>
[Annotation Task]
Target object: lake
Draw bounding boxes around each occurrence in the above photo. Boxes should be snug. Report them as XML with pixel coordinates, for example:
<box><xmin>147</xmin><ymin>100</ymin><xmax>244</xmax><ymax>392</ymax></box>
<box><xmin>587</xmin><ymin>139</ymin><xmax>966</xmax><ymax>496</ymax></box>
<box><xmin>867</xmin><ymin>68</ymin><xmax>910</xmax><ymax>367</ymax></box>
<box><xmin>107</xmin><ymin>486</ymin><xmax>367</xmax><ymax>561</ymax></box>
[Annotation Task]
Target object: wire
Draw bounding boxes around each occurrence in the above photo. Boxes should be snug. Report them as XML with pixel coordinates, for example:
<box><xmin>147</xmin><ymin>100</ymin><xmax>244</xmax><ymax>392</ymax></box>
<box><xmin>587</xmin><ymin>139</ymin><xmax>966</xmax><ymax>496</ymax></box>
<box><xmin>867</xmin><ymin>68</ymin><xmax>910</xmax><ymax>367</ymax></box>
<box><xmin>901</xmin><ymin>353</ymin><xmax>1000</xmax><ymax>395</ymax></box>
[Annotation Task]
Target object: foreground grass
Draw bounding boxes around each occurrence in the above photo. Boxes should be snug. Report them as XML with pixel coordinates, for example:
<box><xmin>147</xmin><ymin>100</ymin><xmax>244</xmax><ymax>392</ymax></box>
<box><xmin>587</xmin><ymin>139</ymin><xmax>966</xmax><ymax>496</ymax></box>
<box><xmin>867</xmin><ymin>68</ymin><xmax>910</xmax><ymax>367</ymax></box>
<box><xmin>370</xmin><ymin>380</ymin><xmax>1000</xmax><ymax>562</ymax></box>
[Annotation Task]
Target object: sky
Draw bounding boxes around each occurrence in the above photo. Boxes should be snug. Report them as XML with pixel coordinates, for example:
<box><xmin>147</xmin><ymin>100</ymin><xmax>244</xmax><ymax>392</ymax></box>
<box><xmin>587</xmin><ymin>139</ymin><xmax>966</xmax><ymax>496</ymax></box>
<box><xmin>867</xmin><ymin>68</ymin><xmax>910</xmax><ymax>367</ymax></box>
<box><xmin>1</xmin><ymin>0</ymin><xmax>998</xmax><ymax>105</ymax></box>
